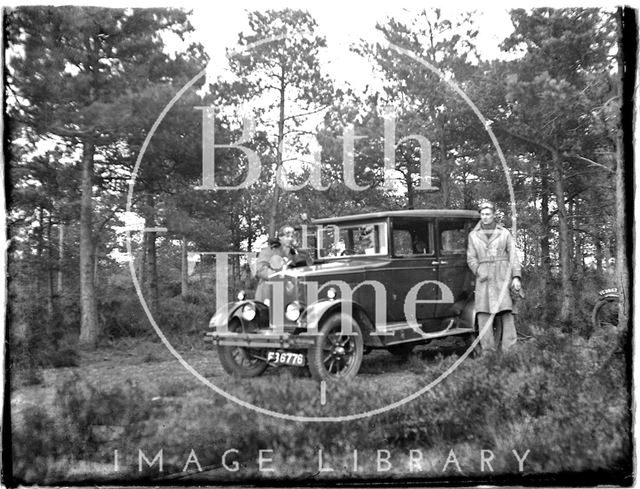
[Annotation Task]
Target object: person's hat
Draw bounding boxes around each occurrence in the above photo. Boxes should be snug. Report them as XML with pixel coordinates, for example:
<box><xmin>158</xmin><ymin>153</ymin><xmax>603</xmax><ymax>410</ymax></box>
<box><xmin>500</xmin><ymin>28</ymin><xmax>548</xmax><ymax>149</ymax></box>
<box><xmin>277</xmin><ymin>224</ymin><xmax>295</xmax><ymax>237</ymax></box>
<box><xmin>478</xmin><ymin>201</ymin><xmax>495</xmax><ymax>212</ymax></box>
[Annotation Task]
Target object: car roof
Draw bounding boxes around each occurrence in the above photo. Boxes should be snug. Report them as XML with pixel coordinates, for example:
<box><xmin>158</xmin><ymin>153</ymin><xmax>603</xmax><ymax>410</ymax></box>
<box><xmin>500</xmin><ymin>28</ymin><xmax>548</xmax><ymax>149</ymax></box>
<box><xmin>312</xmin><ymin>209</ymin><xmax>480</xmax><ymax>225</ymax></box>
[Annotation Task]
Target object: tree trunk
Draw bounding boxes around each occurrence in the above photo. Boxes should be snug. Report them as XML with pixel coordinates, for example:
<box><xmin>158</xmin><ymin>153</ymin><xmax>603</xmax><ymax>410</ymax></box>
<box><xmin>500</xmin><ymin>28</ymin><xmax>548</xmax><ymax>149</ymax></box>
<box><xmin>595</xmin><ymin>237</ymin><xmax>603</xmax><ymax>275</ymax></box>
<box><xmin>406</xmin><ymin>172</ymin><xmax>415</xmax><ymax>209</ymax></box>
<box><xmin>144</xmin><ymin>204</ymin><xmax>158</xmax><ymax>314</ymax></box>
<box><xmin>540</xmin><ymin>162</ymin><xmax>551</xmax><ymax>307</ymax></box>
<box><xmin>462</xmin><ymin>172</ymin><xmax>472</xmax><ymax>209</ymax></box>
<box><xmin>58</xmin><ymin>222</ymin><xmax>64</xmax><ymax>294</ymax></box>
<box><xmin>79</xmin><ymin>140</ymin><xmax>99</xmax><ymax>348</ymax></box>
<box><xmin>551</xmin><ymin>149</ymin><xmax>574</xmax><ymax>321</ymax></box>
<box><xmin>46</xmin><ymin>212</ymin><xmax>55</xmax><ymax>318</ymax></box>
<box><xmin>615</xmin><ymin>7</ymin><xmax>631</xmax><ymax>327</ymax></box>
<box><xmin>401</xmin><ymin>153</ymin><xmax>415</xmax><ymax>209</ymax></box>
<box><xmin>181</xmin><ymin>234</ymin><xmax>189</xmax><ymax>299</ymax></box>
<box><xmin>145</xmin><ymin>229</ymin><xmax>158</xmax><ymax>313</ymax></box>
<box><xmin>437</xmin><ymin>130</ymin><xmax>452</xmax><ymax>208</ymax></box>
<box><xmin>437</xmin><ymin>145</ymin><xmax>451</xmax><ymax>207</ymax></box>
<box><xmin>568</xmin><ymin>200</ymin><xmax>575</xmax><ymax>263</ymax></box>
<box><xmin>245</xmin><ymin>223</ymin><xmax>254</xmax><ymax>290</ymax></box>
<box><xmin>138</xmin><ymin>236</ymin><xmax>146</xmax><ymax>285</ymax></box>
<box><xmin>93</xmin><ymin>240</ymin><xmax>99</xmax><ymax>287</ymax></box>
<box><xmin>36</xmin><ymin>206</ymin><xmax>44</xmax><ymax>297</ymax></box>
<box><xmin>268</xmin><ymin>71</ymin><xmax>287</xmax><ymax>238</ymax></box>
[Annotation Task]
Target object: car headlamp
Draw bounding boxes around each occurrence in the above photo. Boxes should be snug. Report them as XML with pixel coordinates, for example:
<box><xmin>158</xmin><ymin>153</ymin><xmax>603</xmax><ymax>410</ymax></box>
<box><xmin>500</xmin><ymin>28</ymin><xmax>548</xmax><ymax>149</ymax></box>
<box><xmin>285</xmin><ymin>279</ymin><xmax>295</xmax><ymax>293</ymax></box>
<box><xmin>241</xmin><ymin>303</ymin><xmax>256</xmax><ymax>321</ymax></box>
<box><xmin>237</xmin><ymin>290</ymin><xmax>246</xmax><ymax>301</ymax></box>
<box><xmin>264</xmin><ymin>298</ymin><xmax>271</xmax><ymax>307</ymax></box>
<box><xmin>326</xmin><ymin>287</ymin><xmax>337</xmax><ymax>300</ymax></box>
<box><xmin>285</xmin><ymin>302</ymin><xmax>301</xmax><ymax>321</ymax></box>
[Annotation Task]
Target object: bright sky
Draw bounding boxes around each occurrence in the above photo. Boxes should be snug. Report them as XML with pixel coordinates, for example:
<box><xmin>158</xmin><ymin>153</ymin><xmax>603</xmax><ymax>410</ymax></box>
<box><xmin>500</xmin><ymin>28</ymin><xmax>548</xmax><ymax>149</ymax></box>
<box><xmin>181</xmin><ymin>4</ymin><xmax>521</xmax><ymax>184</ymax></box>
<box><xmin>188</xmin><ymin>4</ymin><xmax>516</xmax><ymax>90</ymax></box>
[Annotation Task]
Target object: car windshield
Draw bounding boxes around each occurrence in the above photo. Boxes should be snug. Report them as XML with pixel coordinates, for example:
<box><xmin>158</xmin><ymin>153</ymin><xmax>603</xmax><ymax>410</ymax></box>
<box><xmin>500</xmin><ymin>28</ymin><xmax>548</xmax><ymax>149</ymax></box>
<box><xmin>317</xmin><ymin>222</ymin><xmax>388</xmax><ymax>258</ymax></box>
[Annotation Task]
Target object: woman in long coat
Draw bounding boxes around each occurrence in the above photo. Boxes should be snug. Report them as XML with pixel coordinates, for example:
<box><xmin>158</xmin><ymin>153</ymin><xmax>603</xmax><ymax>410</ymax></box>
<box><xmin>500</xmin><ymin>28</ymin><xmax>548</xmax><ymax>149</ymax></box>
<box><xmin>467</xmin><ymin>202</ymin><xmax>522</xmax><ymax>351</ymax></box>
<box><xmin>254</xmin><ymin>225</ymin><xmax>297</xmax><ymax>302</ymax></box>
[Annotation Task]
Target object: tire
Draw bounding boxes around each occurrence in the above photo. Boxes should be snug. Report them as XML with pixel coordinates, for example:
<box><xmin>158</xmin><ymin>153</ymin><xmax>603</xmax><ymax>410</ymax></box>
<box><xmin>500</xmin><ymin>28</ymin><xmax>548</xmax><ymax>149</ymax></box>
<box><xmin>387</xmin><ymin>343</ymin><xmax>415</xmax><ymax>358</ymax></box>
<box><xmin>592</xmin><ymin>298</ymin><xmax>619</xmax><ymax>329</ymax></box>
<box><xmin>217</xmin><ymin>320</ymin><xmax>268</xmax><ymax>378</ymax></box>
<box><xmin>308</xmin><ymin>313</ymin><xmax>364</xmax><ymax>381</ymax></box>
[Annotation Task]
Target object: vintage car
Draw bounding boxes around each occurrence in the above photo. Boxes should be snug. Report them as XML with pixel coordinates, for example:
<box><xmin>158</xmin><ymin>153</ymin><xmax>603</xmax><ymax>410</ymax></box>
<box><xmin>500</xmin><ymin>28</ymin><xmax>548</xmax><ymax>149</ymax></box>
<box><xmin>205</xmin><ymin>210</ymin><xmax>481</xmax><ymax>381</ymax></box>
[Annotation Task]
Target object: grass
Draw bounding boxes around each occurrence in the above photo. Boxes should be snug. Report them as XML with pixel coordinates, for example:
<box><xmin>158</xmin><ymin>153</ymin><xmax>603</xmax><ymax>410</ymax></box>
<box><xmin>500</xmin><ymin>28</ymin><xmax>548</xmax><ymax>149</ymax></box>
<box><xmin>157</xmin><ymin>379</ymin><xmax>196</xmax><ymax>397</ymax></box>
<box><xmin>8</xmin><ymin>320</ymin><xmax>631</xmax><ymax>485</ymax></box>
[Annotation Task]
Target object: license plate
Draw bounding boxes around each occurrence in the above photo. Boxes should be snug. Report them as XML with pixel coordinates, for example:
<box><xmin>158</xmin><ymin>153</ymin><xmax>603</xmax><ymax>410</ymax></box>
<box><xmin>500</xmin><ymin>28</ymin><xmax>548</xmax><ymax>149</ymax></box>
<box><xmin>267</xmin><ymin>351</ymin><xmax>305</xmax><ymax>366</ymax></box>
<box><xmin>599</xmin><ymin>288</ymin><xmax>618</xmax><ymax>296</ymax></box>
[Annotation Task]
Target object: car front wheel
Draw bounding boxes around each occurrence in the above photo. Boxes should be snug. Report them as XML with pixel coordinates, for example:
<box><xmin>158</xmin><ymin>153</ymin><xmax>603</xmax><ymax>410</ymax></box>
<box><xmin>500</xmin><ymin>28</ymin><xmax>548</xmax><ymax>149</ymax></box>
<box><xmin>308</xmin><ymin>313</ymin><xmax>364</xmax><ymax>381</ymax></box>
<box><xmin>217</xmin><ymin>319</ymin><xmax>268</xmax><ymax>377</ymax></box>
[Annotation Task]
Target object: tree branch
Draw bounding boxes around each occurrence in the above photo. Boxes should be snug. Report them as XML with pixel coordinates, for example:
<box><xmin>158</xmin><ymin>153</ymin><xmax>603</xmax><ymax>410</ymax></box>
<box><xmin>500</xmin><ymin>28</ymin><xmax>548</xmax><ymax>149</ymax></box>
<box><xmin>494</xmin><ymin>125</ymin><xmax>555</xmax><ymax>154</ymax></box>
<box><xmin>282</xmin><ymin>129</ymin><xmax>317</xmax><ymax>138</ymax></box>
<box><xmin>95</xmin><ymin>203</ymin><xmax>124</xmax><ymax>234</ymax></box>
<box><xmin>283</xmin><ymin>104</ymin><xmax>331</xmax><ymax>122</ymax></box>
<box><xmin>567</xmin><ymin>154</ymin><xmax>614</xmax><ymax>173</ymax></box>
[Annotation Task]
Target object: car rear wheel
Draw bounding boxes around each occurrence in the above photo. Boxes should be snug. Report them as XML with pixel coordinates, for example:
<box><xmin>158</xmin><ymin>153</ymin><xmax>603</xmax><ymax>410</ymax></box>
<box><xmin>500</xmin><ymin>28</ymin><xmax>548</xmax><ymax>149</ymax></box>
<box><xmin>218</xmin><ymin>320</ymin><xmax>268</xmax><ymax>377</ymax></box>
<box><xmin>308</xmin><ymin>313</ymin><xmax>364</xmax><ymax>381</ymax></box>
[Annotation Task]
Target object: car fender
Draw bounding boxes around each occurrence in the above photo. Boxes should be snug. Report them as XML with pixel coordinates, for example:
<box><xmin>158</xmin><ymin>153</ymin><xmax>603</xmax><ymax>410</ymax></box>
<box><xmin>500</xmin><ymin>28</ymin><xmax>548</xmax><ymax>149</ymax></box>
<box><xmin>208</xmin><ymin>300</ymin><xmax>269</xmax><ymax>331</ymax></box>
<box><xmin>301</xmin><ymin>299</ymin><xmax>384</xmax><ymax>347</ymax></box>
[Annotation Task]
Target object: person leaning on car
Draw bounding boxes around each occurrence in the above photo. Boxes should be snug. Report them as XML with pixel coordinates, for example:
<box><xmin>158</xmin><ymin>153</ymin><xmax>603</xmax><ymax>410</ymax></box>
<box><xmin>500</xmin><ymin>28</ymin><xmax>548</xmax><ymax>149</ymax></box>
<box><xmin>467</xmin><ymin>202</ymin><xmax>522</xmax><ymax>351</ymax></box>
<box><xmin>254</xmin><ymin>224</ymin><xmax>298</xmax><ymax>302</ymax></box>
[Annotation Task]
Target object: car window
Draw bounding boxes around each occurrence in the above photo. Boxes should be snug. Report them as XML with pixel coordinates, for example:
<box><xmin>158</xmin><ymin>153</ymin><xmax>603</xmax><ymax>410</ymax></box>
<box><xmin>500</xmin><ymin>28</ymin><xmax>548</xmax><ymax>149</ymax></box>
<box><xmin>439</xmin><ymin>220</ymin><xmax>469</xmax><ymax>255</ymax></box>
<box><xmin>294</xmin><ymin>225</ymin><xmax>317</xmax><ymax>257</ymax></box>
<box><xmin>393</xmin><ymin>230</ymin><xmax>413</xmax><ymax>255</ymax></box>
<box><xmin>318</xmin><ymin>222</ymin><xmax>388</xmax><ymax>258</ymax></box>
<box><xmin>391</xmin><ymin>220</ymin><xmax>433</xmax><ymax>256</ymax></box>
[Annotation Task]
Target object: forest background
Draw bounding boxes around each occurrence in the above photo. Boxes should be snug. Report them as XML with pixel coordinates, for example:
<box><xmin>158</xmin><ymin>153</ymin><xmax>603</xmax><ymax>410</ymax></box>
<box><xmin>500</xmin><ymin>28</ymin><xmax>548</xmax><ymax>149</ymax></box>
<box><xmin>4</xmin><ymin>6</ymin><xmax>634</xmax><ymax>485</ymax></box>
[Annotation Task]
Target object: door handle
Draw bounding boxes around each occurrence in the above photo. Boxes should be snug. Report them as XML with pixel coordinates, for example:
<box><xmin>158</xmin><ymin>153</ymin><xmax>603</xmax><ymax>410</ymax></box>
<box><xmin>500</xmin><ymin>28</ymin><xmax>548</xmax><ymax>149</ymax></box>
<box><xmin>431</xmin><ymin>260</ymin><xmax>448</xmax><ymax>265</ymax></box>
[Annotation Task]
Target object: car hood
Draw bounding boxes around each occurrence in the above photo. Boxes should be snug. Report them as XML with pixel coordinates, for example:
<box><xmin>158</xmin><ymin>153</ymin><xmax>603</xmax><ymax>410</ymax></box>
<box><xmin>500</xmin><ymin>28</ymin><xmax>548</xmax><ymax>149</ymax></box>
<box><xmin>273</xmin><ymin>257</ymin><xmax>391</xmax><ymax>280</ymax></box>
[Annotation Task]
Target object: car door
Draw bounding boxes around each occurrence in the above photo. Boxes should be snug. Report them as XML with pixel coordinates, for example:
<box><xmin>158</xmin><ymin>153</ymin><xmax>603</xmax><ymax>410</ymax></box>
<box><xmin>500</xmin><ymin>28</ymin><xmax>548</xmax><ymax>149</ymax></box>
<box><xmin>366</xmin><ymin>218</ymin><xmax>439</xmax><ymax>325</ymax></box>
<box><xmin>435</xmin><ymin>218</ymin><xmax>474</xmax><ymax>317</ymax></box>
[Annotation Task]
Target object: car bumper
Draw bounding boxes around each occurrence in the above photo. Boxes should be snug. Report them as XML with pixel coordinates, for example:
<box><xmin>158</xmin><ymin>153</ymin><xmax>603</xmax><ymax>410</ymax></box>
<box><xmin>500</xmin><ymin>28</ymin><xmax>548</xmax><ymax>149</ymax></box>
<box><xmin>204</xmin><ymin>330</ymin><xmax>317</xmax><ymax>349</ymax></box>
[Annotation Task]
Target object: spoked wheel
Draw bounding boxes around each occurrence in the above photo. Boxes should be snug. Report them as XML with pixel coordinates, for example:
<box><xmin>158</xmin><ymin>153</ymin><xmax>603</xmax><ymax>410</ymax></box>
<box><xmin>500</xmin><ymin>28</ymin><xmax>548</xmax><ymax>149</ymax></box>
<box><xmin>308</xmin><ymin>313</ymin><xmax>364</xmax><ymax>381</ymax></box>
<box><xmin>218</xmin><ymin>320</ymin><xmax>268</xmax><ymax>377</ymax></box>
<box><xmin>592</xmin><ymin>298</ymin><xmax>619</xmax><ymax>329</ymax></box>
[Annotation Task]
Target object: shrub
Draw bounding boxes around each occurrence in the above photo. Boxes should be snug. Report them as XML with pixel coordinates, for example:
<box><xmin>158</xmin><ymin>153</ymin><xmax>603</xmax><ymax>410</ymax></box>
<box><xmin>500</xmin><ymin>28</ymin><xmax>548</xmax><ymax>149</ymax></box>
<box><xmin>185</xmin><ymin>323</ymin><xmax>629</xmax><ymax>477</ymax></box>
<box><xmin>140</xmin><ymin>349</ymin><xmax>164</xmax><ymax>363</ymax></box>
<box><xmin>9</xmin><ymin>316</ymin><xmax>630</xmax><ymax>483</ymax></box>
<box><xmin>157</xmin><ymin>380</ymin><xmax>194</xmax><ymax>397</ymax></box>
<box><xmin>11</xmin><ymin>376</ymin><xmax>163</xmax><ymax>484</ymax></box>
<box><xmin>46</xmin><ymin>346</ymin><xmax>79</xmax><ymax>368</ymax></box>
<box><xmin>9</xmin><ymin>302</ymin><xmax>81</xmax><ymax>386</ymax></box>
<box><xmin>98</xmin><ymin>285</ymin><xmax>149</xmax><ymax>338</ymax></box>
<box><xmin>155</xmin><ymin>296</ymin><xmax>214</xmax><ymax>334</ymax></box>
<box><xmin>12</xmin><ymin>406</ymin><xmax>64</xmax><ymax>482</ymax></box>
<box><xmin>10</xmin><ymin>336</ymin><xmax>44</xmax><ymax>387</ymax></box>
